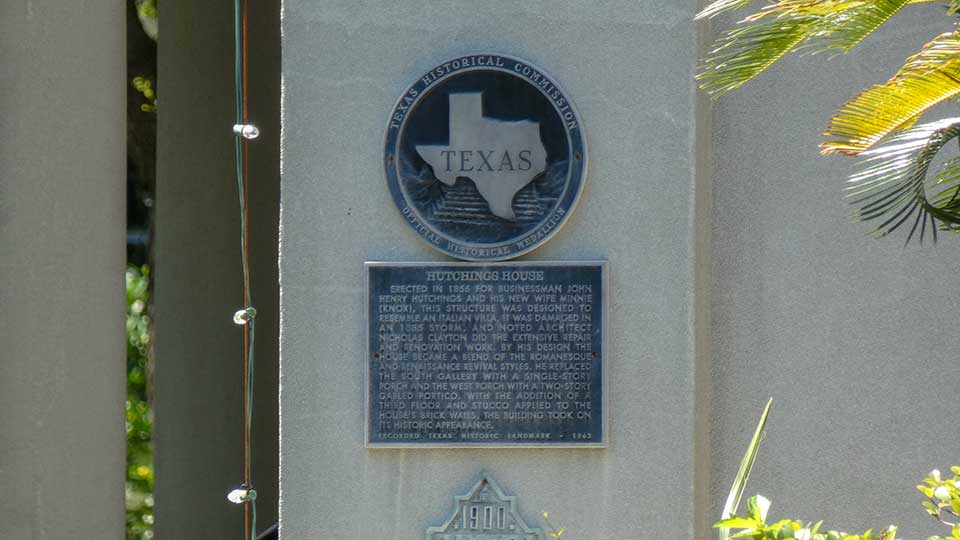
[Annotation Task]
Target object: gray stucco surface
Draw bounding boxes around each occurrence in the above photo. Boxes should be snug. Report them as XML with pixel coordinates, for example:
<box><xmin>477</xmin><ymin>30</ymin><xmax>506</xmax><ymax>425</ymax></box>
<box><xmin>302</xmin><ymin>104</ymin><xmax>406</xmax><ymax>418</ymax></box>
<box><xmin>709</xmin><ymin>6</ymin><xmax>960</xmax><ymax>536</ymax></box>
<box><xmin>0</xmin><ymin>1</ymin><xmax>126</xmax><ymax>538</ymax></box>
<box><xmin>280</xmin><ymin>2</ymin><xmax>700</xmax><ymax>539</ymax></box>
<box><xmin>280</xmin><ymin>3</ymin><xmax>960</xmax><ymax>540</ymax></box>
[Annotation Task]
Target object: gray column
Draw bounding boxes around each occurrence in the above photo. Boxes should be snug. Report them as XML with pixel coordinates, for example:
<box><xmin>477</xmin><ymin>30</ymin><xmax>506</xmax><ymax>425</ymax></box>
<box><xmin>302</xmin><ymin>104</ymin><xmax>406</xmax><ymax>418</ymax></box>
<box><xmin>154</xmin><ymin>0</ymin><xmax>280</xmax><ymax>538</ymax></box>
<box><xmin>0</xmin><ymin>2</ymin><xmax>126</xmax><ymax>539</ymax></box>
<box><xmin>279</xmin><ymin>3</ymin><xmax>701</xmax><ymax>539</ymax></box>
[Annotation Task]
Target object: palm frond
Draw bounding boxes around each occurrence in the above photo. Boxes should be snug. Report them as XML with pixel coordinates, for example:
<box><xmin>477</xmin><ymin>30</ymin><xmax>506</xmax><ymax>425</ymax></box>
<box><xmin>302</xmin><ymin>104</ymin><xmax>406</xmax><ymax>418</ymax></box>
<box><xmin>805</xmin><ymin>0</ymin><xmax>910</xmax><ymax>54</ymax></box>
<box><xmin>719</xmin><ymin>399</ymin><xmax>773</xmax><ymax>540</ymax></box>
<box><xmin>896</xmin><ymin>110</ymin><xmax>924</xmax><ymax>132</ymax></box>
<box><xmin>696</xmin><ymin>0</ymin><xmax>762</xmax><ymax>20</ymax></box>
<box><xmin>847</xmin><ymin>117</ymin><xmax>960</xmax><ymax>242</ymax></box>
<box><xmin>823</xmin><ymin>32</ymin><xmax>960</xmax><ymax>155</ymax></box>
<box><xmin>699</xmin><ymin>17</ymin><xmax>818</xmax><ymax>97</ymax></box>
<box><xmin>929</xmin><ymin>157</ymin><xmax>960</xmax><ymax>208</ymax></box>
<box><xmin>745</xmin><ymin>0</ymin><xmax>864</xmax><ymax>22</ymax></box>
<box><xmin>700</xmin><ymin>0</ymin><xmax>910</xmax><ymax>98</ymax></box>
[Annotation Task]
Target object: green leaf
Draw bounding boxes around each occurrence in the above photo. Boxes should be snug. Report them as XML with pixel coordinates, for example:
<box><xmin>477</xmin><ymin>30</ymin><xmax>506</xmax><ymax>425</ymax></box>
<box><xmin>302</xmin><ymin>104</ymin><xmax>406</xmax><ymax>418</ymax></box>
<box><xmin>846</xmin><ymin>117</ymin><xmax>960</xmax><ymax>241</ymax></box>
<box><xmin>823</xmin><ymin>32</ymin><xmax>960</xmax><ymax>155</ymax></box>
<box><xmin>719</xmin><ymin>399</ymin><xmax>773</xmax><ymax>540</ymax></box>
<box><xmin>804</xmin><ymin>0</ymin><xmax>910</xmax><ymax>54</ymax></box>
<box><xmin>747</xmin><ymin>495</ymin><xmax>772</xmax><ymax>522</ymax></box>
<box><xmin>717</xmin><ymin>517</ymin><xmax>762</xmax><ymax>529</ymax></box>
<box><xmin>768</xmin><ymin>519</ymin><xmax>795</xmax><ymax>532</ymax></box>
<box><xmin>696</xmin><ymin>0</ymin><xmax>762</xmax><ymax>19</ymax></box>
<box><xmin>699</xmin><ymin>0</ymin><xmax>914</xmax><ymax>99</ymax></box>
<box><xmin>699</xmin><ymin>18</ymin><xmax>817</xmax><ymax>97</ymax></box>
<box><xmin>777</xmin><ymin>522</ymin><xmax>796</xmax><ymax>540</ymax></box>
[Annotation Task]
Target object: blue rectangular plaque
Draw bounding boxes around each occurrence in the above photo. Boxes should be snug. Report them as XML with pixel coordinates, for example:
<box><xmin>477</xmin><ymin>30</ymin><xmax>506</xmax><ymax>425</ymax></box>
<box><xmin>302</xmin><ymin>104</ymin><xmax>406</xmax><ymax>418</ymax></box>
<box><xmin>366</xmin><ymin>261</ymin><xmax>605</xmax><ymax>447</ymax></box>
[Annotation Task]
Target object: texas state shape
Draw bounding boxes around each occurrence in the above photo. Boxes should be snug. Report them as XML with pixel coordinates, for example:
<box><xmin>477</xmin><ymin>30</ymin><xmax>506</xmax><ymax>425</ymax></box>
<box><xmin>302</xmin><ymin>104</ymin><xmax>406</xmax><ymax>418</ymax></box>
<box><xmin>416</xmin><ymin>93</ymin><xmax>547</xmax><ymax>220</ymax></box>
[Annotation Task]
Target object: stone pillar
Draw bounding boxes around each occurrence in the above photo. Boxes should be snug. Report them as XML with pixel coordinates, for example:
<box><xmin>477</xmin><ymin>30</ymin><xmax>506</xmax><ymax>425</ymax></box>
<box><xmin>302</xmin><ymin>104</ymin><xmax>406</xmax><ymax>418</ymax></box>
<box><xmin>154</xmin><ymin>0</ymin><xmax>280</xmax><ymax>538</ymax></box>
<box><xmin>279</xmin><ymin>3</ymin><xmax>702</xmax><ymax>539</ymax></box>
<box><xmin>0</xmin><ymin>1</ymin><xmax>126</xmax><ymax>538</ymax></box>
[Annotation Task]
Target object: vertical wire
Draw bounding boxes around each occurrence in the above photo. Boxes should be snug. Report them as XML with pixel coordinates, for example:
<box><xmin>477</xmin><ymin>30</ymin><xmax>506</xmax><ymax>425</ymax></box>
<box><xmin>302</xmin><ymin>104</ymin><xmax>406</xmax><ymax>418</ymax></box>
<box><xmin>241</xmin><ymin>0</ymin><xmax>252</xmax><ymax>534</ymax></box>
<box><xmin>233</xmin><ymin>0</ymin><xmax>256</xmax><ymax>538</ymax></box>
<box><xmin>242</xmin><ymin>0</ymin><xmax>255</xmax><ymax>529</ymax></box>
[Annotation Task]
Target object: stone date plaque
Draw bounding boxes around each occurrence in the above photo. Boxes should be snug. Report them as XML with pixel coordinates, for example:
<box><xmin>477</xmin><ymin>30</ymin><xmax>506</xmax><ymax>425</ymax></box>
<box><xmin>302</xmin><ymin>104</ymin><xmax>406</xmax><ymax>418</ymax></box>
<box><xmin>426</xmin><ymin>472</ymin><xmax>543</xmax><ymax>540</ymax></box>
<box><xmin>366</xmin><ymin>261</ymin><xmax>606</xmax><ymax>447</ymax></box>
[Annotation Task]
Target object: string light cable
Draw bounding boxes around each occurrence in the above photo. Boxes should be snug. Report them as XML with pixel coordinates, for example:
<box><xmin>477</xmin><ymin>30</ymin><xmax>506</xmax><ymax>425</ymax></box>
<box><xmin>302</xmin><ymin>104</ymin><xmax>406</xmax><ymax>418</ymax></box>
<box><xmin>227</xmin><ymin>0</ymin><xmax>260</xmax><ymax>539</ymax></box>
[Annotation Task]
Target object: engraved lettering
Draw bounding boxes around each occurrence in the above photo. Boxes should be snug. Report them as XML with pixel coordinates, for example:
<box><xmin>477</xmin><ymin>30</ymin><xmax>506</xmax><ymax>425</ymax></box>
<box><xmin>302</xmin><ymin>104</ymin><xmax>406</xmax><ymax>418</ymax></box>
<box><xmin>441</xmin><ymin>150</ymin><xmax>455</xmax><ymax>171</ymax></box>
<box><xmin>477</xmin><ymin>150</ymin><xmax>494</xmax><ymax>171</ymax></box>
<box><xmin>459</xmin><ymin>150</ymin><xmax>473</xmax><ymax>171</ymax></box>
<box><xmin>497</xmin><ymin>151</ymin><xmax>513</xmax><ymax>171</ymax></box>
<box><xmin>517</xmin><ymin>150</ymin><xmax>532</xmax><ymax>171</ymax></box>
<box><xmin>369</xmin><ymin>265</ymin><xmax>603</xmax><ymax>445</ymax></box>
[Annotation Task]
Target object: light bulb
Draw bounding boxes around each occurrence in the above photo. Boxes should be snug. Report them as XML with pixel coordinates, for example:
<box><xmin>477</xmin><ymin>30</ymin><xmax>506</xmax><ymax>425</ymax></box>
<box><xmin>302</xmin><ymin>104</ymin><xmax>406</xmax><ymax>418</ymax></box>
<box><xmin>233</xmin><ymin>307</ymin><xmax>257</xmax><ymax>325</ymax></box>
<box><xmin>227</xmin><ymin>486</ymin><xmax>257</xmax><ymax>504</ymax></box>
<box><xmin>233</xmin><ymin>123</ymin><xmax>260</xmax><ymax>140</ymax></box>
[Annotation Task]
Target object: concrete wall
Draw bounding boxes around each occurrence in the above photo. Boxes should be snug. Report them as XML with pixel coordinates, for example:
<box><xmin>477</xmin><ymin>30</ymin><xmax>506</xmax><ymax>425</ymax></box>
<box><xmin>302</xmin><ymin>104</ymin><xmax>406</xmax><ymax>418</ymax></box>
<box><xmin>279</xmin><ymin>2</ymin><xmax>701</xmax><ymax>539</ymax></box>
<box><xmin>709</xmin><ymin>6</ymin><xmax>960</xmax><ymax>537</ymax></box>
<box><xmin>154</xmin><ymin>0</ymin><xmax>280</xmax><ymax>537</ymax></box>
<box><xmin>274</xmin><ymin>3</ymin><xmax>960</xmax><ymax>540</ymax></box>
<box><xmin>0</xmin><ymin>1</ymin><xmax>126</xmax><ymax>538</ymax></box>
<box><xmin>3</xmin><ymin>1</ymin><xmax>952</xmax><ymax>536</ymax></box>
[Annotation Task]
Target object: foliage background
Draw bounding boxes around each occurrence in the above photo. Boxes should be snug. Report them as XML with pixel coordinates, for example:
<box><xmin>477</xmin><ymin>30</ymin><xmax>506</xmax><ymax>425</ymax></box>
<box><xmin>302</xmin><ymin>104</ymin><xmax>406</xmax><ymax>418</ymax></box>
<box><xmin>698</xmin><ymin>0</ymin><xmax>960</xmax><ymax>240</ymax></box>
<box><xmin>126</xmin><ymin>266</ymin><xmax>154</xmax><ymax>540</ymax></box>
<box><xmin>127</xmin><ymin>0</ymin><xmax>157</xmax><ymax>538</ymax></box>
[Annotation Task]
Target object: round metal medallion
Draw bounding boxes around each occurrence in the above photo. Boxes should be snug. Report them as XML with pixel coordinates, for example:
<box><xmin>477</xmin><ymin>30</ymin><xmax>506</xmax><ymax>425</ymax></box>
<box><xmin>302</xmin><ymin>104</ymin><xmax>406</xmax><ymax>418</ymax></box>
<box><xmin>384</xmin><ymin>53</ymin><xmax>587</xmax><ymax>261</ymax></box>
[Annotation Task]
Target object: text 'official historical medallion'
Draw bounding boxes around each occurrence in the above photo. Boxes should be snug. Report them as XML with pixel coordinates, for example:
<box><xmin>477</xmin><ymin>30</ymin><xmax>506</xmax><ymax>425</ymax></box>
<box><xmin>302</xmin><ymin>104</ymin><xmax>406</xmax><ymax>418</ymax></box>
<box><xmin>384</xmin><ymin>54</ymin><xmax>587</xmax><ymax>261</ymax></box>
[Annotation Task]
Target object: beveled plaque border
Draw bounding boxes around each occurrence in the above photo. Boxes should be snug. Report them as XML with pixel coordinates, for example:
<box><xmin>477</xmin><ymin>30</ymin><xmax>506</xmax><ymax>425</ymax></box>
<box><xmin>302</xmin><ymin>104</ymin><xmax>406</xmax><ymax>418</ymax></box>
<box><xmin>364</xmin><ymin>260</ymin><xmax>608</xmax><ymax>449</ymax></box>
